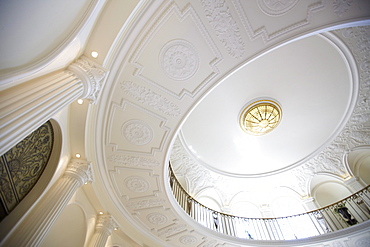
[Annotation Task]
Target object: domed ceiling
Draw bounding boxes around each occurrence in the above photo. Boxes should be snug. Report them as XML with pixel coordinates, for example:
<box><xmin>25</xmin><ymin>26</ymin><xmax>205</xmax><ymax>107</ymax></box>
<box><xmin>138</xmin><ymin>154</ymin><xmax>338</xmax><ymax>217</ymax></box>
<box><xmin>180</xmin><ymin>34</ymin><xmax>353</xmax><ymax>176</ymax></box>
<box><xmin>91</xmin><ymin>0</ymin><xmax>370</xmax><ymax>245</ymax></box>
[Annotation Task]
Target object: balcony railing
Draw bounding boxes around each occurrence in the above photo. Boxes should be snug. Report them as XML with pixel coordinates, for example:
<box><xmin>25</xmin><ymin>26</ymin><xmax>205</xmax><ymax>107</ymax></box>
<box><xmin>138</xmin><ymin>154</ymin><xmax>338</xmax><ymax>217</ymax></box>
<box><xmin>169</xmin><ymin>165</ymin><xmax>370</xmax><ymax>240</ymax></box>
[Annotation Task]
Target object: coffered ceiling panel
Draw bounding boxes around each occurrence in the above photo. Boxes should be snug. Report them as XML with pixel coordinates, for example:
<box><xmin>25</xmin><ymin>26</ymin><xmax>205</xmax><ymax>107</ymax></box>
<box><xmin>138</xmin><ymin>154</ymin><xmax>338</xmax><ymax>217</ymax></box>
<box><xmin>129</xmin><ymin>2</ymin><xmax>223</xmax><ymax>99</ymax></box>
<box><xmin>107</xmin><ymin>100</ymin><xmax>170</xmax><ymax>155</ymax></box>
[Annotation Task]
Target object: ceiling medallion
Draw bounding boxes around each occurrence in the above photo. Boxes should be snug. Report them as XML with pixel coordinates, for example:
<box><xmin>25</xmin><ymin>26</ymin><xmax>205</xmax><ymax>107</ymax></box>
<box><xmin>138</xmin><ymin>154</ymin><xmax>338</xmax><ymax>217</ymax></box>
<box><xmin>239</xmin><ymin>99</ymin><xmax>282</xmax><ymax>136</ymax></box>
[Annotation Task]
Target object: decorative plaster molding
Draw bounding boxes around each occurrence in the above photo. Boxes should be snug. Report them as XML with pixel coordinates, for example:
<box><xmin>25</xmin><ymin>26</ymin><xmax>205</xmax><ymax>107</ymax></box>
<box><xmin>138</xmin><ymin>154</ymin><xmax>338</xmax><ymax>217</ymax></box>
<box><xmin>160</xmin><ymin>40</ymin><xmax>199</xmax><ymax>80</ymax></box>
<box><xmin>68</xmin><ymin>57</ymin><xmax>107</xmax><ymax>103</ymax></box>
<box><xmin>64</xmin><ymin>159</ymin><xmax>93</xmax><ymax>186</ymax></box>
<box><xmin>257</xmin><ymin>0</ymin><xmax>299</xmax><ymax>16</ymax></box>
<box><xmin>157</xmin><ymin>224</ymin><xmax>186</xmax><ymax>237</ymax></box>
<box><xmin>201</xmin><ymin>0</ymin><xmax>245</xmax><ymax>58</ymax></box>
<box><xmin>129</xmin><ymin>2</ymin><xmax>222</xmax><ymax>99</ymax></box>
<box><xmin>120</xmin><ymin>81</ymin><xmax>181</xmax><ymax>116</ymax></box>
<box><xmin>147</xmin><ymin>213</ymin><xmax>168</xmax><ymax>225</ymax></box>
<box><xmin>127</xmin><ymin>199</ymin><xmax>166</xmax><ymax>209</ymax></box>
<box><xmin>125</xmin><ymin>176</ymin><xmax>149</xmax><ymax>193</ymax></box>
<box><xmin>122</xmin><ymin>120</ymin><xmax>153</xmax><ymax>146</ymax></box>
<box><xmin>179</xmin><ymin>235</ymin><xmax>198</xmax><ymax>245</ymax></box>
<box><xmin>107</xmin><ymin>100</ymin><xmax>170</xmax><ymax>155</ymax></box>
<box><xmin>333</xmin><ymin>0</ymin><xmax>354</xmax><ymax>17</ymax></box>
<box><xmin>233</xmin><ymin>0</ymin><xmax>325</xmax><ymax>43</ymax></box>
<box><xmin>107</xmin><ymin>155</ymin><xmax>159</xmax><ymax>168</ymax></box>
<box><xmin>291</xmin><ymin>26</ymin><xmax>370</xmax><ymax>193</ymax></box>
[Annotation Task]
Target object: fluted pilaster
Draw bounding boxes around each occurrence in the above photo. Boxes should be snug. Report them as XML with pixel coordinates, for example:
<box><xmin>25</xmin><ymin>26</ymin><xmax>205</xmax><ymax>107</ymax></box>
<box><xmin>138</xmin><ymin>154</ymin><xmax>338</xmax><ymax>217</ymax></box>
<box><xmin>2</xmin><ymin>160</ymin><xmax>93</xmax><ymax>247</ymax></box>
<box><xmin>0</xmin><ymin>57</ymin><xmax>107</xmax><ymax>155</ymax></box>
<box><xmin>89</xmin><ymin>215</ymin><xmax>118</xmax><ymax>247</ymax></box>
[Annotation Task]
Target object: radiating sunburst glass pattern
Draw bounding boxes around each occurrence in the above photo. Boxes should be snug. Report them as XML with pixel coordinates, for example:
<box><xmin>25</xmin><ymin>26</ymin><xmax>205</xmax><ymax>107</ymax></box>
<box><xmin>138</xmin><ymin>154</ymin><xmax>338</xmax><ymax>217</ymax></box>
<box><xmin>240</xmin><ymin>101</ymin><xmax>281</xmax><ymax>135</ymax></box>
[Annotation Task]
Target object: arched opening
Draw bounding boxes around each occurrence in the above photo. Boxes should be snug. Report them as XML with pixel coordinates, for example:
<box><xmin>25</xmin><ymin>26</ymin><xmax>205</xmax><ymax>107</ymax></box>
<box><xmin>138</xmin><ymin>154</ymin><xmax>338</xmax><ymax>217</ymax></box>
<box><xmin>347</xmin><ymin>147</ymin><xmax>370</xmax><ymax>185</ymax></box>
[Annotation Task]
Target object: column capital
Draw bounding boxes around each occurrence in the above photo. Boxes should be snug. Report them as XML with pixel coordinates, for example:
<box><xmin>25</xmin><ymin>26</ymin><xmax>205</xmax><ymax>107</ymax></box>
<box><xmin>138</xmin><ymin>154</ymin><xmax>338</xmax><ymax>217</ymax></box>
<box><xmin>65</xmin><ymin>159</ymin><xmax>94</xmax><ymax>186</ymax></box>
<box><xmin>95</xmin><ymin>215</ymin><xmax>118</xmax><ymax>235</ymax></box>
<box><xmin>67</xmin><ymin>57</ymin><xmax>107</xmax><ymax>104</ymax></box>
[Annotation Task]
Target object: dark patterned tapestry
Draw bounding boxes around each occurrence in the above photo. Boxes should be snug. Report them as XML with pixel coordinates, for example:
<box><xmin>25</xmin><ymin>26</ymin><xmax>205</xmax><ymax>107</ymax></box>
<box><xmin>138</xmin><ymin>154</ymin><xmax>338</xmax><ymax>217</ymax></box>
<box><xmin>0</xmin><ymin>121</ymin><xmax>54</xmax><ymax>221</ymax></box>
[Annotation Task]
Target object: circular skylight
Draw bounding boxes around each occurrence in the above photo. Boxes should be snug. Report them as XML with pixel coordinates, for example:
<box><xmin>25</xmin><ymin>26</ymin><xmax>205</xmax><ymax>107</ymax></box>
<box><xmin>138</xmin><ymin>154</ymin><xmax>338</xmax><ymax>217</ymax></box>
<box><xmin>239</xmin><ymin>100</ymin><xmax>282</xmax><ymax>136</ymax></box>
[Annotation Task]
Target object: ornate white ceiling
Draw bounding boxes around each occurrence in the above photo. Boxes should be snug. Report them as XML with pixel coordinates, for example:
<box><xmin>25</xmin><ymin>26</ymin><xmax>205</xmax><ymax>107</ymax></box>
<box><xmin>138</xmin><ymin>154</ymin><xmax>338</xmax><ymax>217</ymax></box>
<box><xmin>181</xmin><ymin>33</ymin><xmax>354</xmax><ymax>176</ymax></box>
<box><xmin>87</xmin><ymin>0</ymin><xmax>370</xmax><ymax>246</ymax></box>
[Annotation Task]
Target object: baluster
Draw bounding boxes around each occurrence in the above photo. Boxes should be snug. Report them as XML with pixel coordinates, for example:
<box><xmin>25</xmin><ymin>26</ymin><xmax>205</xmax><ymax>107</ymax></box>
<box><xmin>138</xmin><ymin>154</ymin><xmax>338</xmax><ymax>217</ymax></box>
<box><xmin>322</xmin><ymin>207</ymin><xmax>339</xmax><ymax>231</ymax></box>
<box><xmin>307</xmin><ymin>212</ymin><xmax>324</xmax><ymax>236</ymax></box>
<box><xmin>256</xmin><ymin>219</ymin><xmax>263</xmax><ymax>239</ymax></box>
<box><xmin>255</xmin><ymin>219</ymin><xmax>263</xmax><ymax>240</ymax></box>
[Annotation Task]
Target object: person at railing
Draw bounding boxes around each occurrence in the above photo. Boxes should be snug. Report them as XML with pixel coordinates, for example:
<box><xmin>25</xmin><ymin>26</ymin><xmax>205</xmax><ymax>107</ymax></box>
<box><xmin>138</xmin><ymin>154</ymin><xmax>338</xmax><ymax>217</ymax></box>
<box><xmin>336</xmin><ymin>206</ymin><xmax>358</xmax><ymax>225</ymax></box>
<box><xmin>212</xmin><ymin>212</ymin><xmax>219</xmax><ymax>230</ymax></box>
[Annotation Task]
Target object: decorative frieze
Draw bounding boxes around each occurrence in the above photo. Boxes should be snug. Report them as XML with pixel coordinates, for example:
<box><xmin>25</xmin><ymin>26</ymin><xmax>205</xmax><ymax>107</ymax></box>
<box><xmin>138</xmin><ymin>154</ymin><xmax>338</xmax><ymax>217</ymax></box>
<box><xmin>127</xmin><ymin>199</ymin><xmax>166</xmax><ymax>209</ymax></box>
<box><xmin>157</xmin><ymin>224</ymin><xmax>186</xmax><ymax>237</ymax></box>
<box><xmin>107</xmin><ymin>155</ymin><xmax>159</xmax><ymax>168</ymax></box>
<box><xmin>120</xmin><ymin>81</ymin><xmax>181</xmax><ymax>116</ymax></box>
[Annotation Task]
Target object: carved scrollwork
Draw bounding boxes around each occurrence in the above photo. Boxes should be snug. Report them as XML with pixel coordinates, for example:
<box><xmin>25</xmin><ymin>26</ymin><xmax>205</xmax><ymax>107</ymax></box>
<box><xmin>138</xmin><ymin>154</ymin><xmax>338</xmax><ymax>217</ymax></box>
<box><xmin>0</xmin><ymin>121</ymin><xmax>53</xmax><ymax>217</ymax></box>
<box><xmin>333</xmin><ymin>0</ymin><xmax>354</xmax><ymax>17</ymax></box>
<box><xmin>120</xmin><ymin>81</ymin><xmax>181</xmax><ymax>116</ymax></box>
<box><xmin>108</xmin><ymin>155</ymin><xmax>159</xmax><ymax>168</ymax></box>
<box><xmin>127</xmin><ymin>199</ymin><xmax>166</xmax><ymax>209</ymax></box>
<box><xmin>201</xmin><ymin>0</ymin><xmax>244</xmax><ymax>58</ymax></box>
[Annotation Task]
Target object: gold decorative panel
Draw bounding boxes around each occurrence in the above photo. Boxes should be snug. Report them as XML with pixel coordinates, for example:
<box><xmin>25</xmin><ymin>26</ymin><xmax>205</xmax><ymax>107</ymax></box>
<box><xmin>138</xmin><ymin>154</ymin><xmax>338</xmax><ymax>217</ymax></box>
<box><xmin>0</xmin><ymin>121</ymin><xmax>53</xmax><ymax>221</ymax></box>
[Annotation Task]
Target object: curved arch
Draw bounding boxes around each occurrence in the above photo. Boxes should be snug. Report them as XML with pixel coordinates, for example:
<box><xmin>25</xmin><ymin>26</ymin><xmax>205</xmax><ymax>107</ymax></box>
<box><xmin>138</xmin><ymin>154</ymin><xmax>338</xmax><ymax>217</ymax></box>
<box><xmin>268</xmin><ymin>187</ymin><xmax>307</xmax><ymax>217</ymax></box>
<box><xmin>345</xmin><ymin>146</ymin><xmax>370</xmax><ymax>185</ymax></box>
<box><xmin>311</xmin><ymin>177</ymin><xmax>352</xmax><ymax>208</ymax></box>
<box><xmin>308</xmin><ymin>172</ymin><xmax>347</xmax><ymax>197</ymax></box>
<box><xmin>0</xmin><ymin>119</ymin><xmax>62</xmax><ymax>241</ymax></box>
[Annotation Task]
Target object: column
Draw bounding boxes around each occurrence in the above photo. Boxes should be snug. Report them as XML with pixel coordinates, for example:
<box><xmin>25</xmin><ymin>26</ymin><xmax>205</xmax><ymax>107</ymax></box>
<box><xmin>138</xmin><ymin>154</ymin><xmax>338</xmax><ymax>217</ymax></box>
<box><xmin>89</xmin><ymin>215</ymin><xmax>118</xmax><ymax>247</ymax></box>
<box><xmin>2</xmin><ymin>159</ymin><xmax>93</xmax><ymax>247</ymax></box>
<box><xmin>0</xmin><ymin>57</ymin><xmax>107</xmax><ymax>155</ymax></box>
